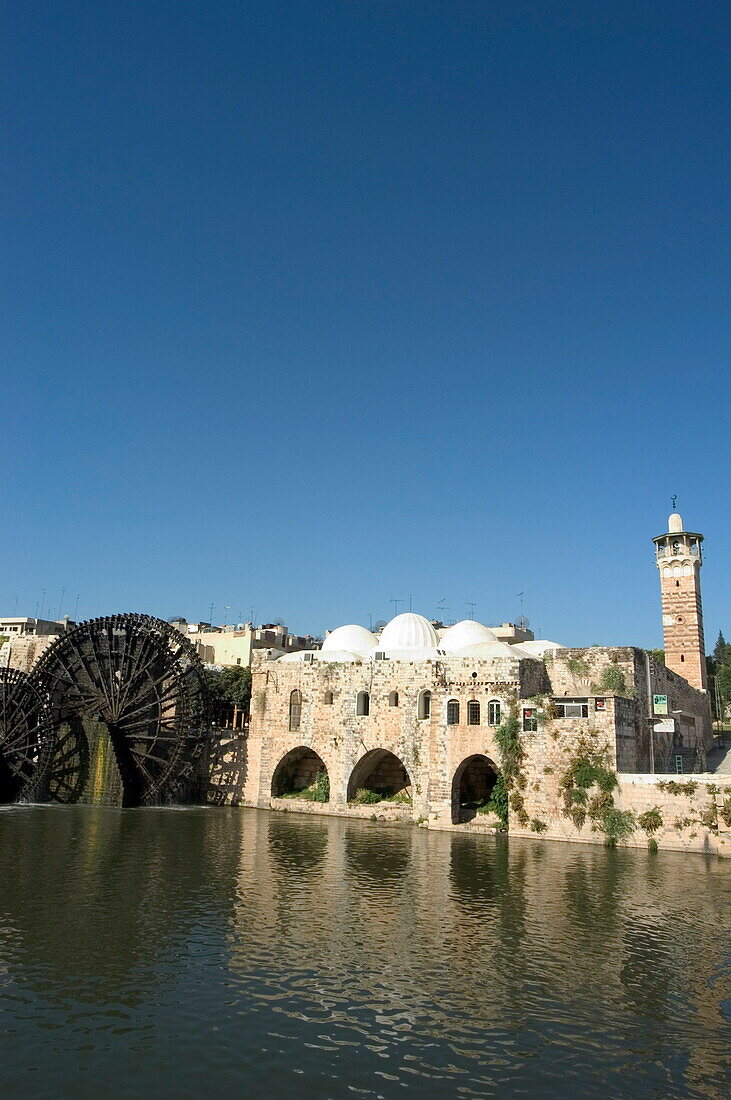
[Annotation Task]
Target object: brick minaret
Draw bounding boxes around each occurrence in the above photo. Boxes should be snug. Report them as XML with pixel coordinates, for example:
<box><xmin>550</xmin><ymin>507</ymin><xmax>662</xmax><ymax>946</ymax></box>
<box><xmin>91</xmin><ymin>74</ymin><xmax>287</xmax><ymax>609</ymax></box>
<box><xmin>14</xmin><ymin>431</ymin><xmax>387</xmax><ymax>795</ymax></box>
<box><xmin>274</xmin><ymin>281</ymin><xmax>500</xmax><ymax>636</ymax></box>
<box><xmin>653</xmin><ymin>512</ymin><xmax>707</xmax><ymax>690</ymax></box>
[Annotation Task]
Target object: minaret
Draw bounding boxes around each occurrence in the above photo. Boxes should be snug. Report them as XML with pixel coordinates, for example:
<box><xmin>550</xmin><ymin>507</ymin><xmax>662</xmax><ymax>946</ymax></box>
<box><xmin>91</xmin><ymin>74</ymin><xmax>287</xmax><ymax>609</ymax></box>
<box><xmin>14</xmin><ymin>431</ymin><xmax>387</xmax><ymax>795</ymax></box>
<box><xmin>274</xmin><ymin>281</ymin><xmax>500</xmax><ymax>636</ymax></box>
<box><xmin>653</xmin><ymin>510</ymin><xmax>707</xmax><ymax>690</ymax></box>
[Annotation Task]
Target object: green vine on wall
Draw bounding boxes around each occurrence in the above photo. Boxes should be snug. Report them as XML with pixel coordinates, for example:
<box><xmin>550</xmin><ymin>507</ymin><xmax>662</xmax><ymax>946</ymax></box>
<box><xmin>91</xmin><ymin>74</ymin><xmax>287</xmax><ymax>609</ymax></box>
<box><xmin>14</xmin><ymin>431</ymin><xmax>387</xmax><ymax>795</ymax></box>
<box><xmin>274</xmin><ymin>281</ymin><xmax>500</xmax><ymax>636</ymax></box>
<box><xmin>558</xmin><ymin>734</ymin><xmax>634</xmax><ymax>846</ymax></box>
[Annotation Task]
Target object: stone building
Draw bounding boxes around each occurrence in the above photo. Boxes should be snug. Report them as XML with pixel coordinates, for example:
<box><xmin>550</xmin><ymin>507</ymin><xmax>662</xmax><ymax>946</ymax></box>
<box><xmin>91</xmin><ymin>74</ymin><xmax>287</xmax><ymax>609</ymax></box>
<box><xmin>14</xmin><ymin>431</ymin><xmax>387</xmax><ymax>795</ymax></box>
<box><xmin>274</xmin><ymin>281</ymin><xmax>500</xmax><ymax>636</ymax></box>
<box><xmin>234</xmin><ymin>512</ymin><xmax>724</xmax><ymax>855</ymax></box>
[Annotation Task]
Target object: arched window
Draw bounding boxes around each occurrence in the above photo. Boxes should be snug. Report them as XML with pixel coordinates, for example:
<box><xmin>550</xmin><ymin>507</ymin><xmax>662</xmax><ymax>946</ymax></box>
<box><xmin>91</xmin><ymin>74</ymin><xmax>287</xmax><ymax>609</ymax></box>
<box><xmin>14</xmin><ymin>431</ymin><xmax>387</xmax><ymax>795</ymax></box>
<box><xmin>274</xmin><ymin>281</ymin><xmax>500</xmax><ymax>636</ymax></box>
<box><xmin>323</xmin><ymin>690</ymin><xmax>334</xmax><ymax>705</ymax></box>
<box><xmin>388</xmin><ymin>691</ymin><xmax>399</xmax><ymax>707</ymax></box>
<box><xmin>418</xmin><ymin>690</ymin><xmax>431</xmax><ymax>720</ymax></box>
<box><xmin>488</xmin><ymin>700</ymin><xmax>501</xmax><ymax>726</ymax></box>
<box><xmin>447</xmin><ymin>699</ymin><xmax>460</xmax><ymax>725</ymax></box>
<box><xmin>356</xmin><ymin>691</ymin><xmax>370</xmax><ymax>716</ymax></box>
<box><xmin>289</xmin><ymin>689</ymin><xmax>302</xmax><ymax>731</ymax></box>
<box><xmin>467</xmin><ymin>700</ymin><xmax>480</xmax><ymax>725</ymax></box>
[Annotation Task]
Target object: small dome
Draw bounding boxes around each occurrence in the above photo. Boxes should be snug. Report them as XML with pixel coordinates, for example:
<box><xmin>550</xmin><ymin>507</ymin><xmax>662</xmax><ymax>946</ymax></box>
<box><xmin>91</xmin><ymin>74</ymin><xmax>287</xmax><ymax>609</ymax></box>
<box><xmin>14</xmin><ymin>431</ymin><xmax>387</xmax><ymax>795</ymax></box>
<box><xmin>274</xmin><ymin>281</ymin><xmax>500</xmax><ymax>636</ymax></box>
<box><xmin>439</xmin><ymin>620</ymin><xmax>497</xmax><ymax>652</ymax></box>
<box><xmin>378</xmin><ymin>613</ymin><xmax>438</xmax><ymax>650</ymax></box>
<box><xmin>668</xmin><ymin>513</ymin><xmax>684</xmax><ymax>533</ymax></box>
<box><xmin>321</xmin><ymin>624</ymin><xmax>378</xmax><ymax>656</ymax></box>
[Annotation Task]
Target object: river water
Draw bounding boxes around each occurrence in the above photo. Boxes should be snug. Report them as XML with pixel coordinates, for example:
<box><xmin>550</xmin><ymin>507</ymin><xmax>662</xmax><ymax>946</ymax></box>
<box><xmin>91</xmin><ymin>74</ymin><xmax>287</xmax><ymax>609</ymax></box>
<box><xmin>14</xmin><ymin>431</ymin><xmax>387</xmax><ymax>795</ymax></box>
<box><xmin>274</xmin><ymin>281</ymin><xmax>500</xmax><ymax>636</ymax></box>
<box><xmin>0</xmin><ymin>806</ymin><xmax>729</xmax><ymax>1098</ymax></box>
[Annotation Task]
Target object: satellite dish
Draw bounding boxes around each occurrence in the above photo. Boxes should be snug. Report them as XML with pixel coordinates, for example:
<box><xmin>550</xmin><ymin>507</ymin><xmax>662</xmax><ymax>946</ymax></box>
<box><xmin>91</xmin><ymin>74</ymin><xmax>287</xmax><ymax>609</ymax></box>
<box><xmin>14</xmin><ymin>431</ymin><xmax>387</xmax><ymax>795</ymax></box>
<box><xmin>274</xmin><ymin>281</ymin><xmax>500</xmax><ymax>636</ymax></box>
<box><xmin>273</xmin><ymin>617</ymin><xmax>286</xmax><ymax>628</ymax></box>
<box><xmin>374</xmin><ymin>620</ymin><xmax>388</xmax><ymax>632</ymax></box>
<box><xmin>517</xmin><ymin>615</ymin><xmax>530</xmax><ymax>629</ymax></box>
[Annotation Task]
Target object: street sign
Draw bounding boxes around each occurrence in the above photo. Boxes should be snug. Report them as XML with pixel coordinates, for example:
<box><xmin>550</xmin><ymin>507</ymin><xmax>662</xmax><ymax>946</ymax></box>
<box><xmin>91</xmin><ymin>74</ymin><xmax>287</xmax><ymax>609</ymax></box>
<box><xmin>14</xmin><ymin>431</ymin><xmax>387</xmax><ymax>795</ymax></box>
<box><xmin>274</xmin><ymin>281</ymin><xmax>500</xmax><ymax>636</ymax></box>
<box><xmin>653</xmin><ymin>694</ymin><xmax>668</xmax><ymax>715</ymax></box>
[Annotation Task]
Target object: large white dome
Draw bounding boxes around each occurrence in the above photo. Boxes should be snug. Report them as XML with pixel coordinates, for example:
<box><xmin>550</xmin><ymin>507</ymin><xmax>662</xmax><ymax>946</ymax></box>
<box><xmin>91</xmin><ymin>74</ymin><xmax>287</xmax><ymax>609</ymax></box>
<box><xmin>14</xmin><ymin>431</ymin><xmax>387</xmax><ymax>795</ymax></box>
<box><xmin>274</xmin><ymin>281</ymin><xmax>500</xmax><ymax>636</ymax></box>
<box><xmin>439</xmin><ymin>620</ymin><xmax>497</xmax><ymax>652</ymax></box>
<box><xmin>321</xmin><ymin>624</ymin><xmax>378</xmax><ymax>656</ymax></box>
<box><xmin>378</xmin><ymin>613</ymin><xmax>438</xmax><ymax>651</ymax></box>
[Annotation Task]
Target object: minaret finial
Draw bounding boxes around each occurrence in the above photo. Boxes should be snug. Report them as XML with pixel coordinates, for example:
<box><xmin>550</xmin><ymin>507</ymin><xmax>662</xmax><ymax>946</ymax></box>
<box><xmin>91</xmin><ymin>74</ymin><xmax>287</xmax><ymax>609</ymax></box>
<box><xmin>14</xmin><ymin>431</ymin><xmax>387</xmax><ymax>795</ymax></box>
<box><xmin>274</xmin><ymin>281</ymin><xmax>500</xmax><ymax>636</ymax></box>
<box><xmin>671</xmin><ymin>494</ymin><xmax>677</xmax><ymax>512</ymax></box>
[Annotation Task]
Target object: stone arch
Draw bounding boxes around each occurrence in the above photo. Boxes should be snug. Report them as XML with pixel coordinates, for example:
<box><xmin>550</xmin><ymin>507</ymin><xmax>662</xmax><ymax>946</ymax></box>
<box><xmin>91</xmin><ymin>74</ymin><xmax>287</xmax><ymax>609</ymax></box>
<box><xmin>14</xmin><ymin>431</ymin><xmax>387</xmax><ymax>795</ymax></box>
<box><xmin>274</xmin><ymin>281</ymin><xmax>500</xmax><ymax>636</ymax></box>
<box><xmin>451</xmin><ymin>754</ymin><xmax>499</xmax><ymax>824</ymax></box>
<box><xmin>347</xmin><ymin>749</ymin><xmax>412</xmax><ymax>802</ymax></box>
<box><xmin>271</xmin><ymin>746</ymin><xmax>329</xmax><ymax>800</ymax></box>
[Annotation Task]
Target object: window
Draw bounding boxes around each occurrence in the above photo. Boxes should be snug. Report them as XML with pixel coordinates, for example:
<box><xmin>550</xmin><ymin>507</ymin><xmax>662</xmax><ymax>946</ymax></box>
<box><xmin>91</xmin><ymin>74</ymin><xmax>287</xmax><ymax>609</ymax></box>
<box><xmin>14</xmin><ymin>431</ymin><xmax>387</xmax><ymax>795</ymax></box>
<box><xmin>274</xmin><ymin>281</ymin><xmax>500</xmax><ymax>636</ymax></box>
<box><xmin>323</xmin><ymin>690</ymin><xmax>334</xmax><ymax>705</ymax></box>
<box><xmin>553</xmin><ymin>699</ymin><xmax>589</xmax><ymax>719</ymax></box>
<box><xmin>389</xmin><ymin>691</ymin><xmax>399</xmax><ymax>707</ymax></box>
<box><xmin>522</xmin><ymin>708</ymin><xmax>538</xmax><ymax>733</ymax></box>
<box><xmin>447</xmin><ymin>699</ymin><xmax>460</xmax><ymax>725</ymax></box>
<box><xmin>487</xmin><ymin>700</ymin><xmax>501</xmax><ymax>726</ymax></box>
<box><xmin>356</xmin><ymin>691</ymin><xmax>370</xmax><ymax>716</ymax></box>
<box><xmin>418</xmin><ymin>690</ymin><xmax>431</xmax><ymax>720</ymax></box>
<box><xmin>289</xmin><ymin>689</ymin><xmax>302</xmax><ymax>731</ymax></box>
<box><xmin>467</xmin><ymin>700</ymin><xmax>480</xmax><ymax>725</ymax></box>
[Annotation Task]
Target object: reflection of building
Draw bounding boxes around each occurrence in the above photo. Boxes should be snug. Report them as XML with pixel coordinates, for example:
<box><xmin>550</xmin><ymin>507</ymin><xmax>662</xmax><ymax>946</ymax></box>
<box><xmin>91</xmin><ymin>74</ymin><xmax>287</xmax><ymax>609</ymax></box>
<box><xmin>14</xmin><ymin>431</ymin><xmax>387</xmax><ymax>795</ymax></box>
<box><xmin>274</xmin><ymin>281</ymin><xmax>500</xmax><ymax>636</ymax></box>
<box><xmin>233</xmin><ymin>514</ymin><xmax>721</xmax><ymax>855</ymax></box>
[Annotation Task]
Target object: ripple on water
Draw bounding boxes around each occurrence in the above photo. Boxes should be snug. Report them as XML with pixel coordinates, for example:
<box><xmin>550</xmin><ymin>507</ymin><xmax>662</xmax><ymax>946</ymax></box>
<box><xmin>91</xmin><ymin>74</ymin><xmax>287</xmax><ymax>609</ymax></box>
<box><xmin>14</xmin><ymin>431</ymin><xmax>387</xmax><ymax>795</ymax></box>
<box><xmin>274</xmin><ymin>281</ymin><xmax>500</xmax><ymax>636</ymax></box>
<box><xmin>0</xmin><ymin>806</ymin><xmax>729</xmax><ymax>1097</ymax></box>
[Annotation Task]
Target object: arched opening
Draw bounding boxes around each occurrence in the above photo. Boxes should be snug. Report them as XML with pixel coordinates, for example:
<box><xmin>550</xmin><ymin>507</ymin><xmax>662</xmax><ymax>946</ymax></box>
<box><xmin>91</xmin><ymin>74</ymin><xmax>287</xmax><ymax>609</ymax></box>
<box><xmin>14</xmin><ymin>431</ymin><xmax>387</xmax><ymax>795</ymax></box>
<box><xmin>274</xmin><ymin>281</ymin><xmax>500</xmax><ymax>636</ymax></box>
<box><xmin>347</xmin><ymin>749</ymin><xmax>412</xmax><ymax>804</ymax></box>
<box><xmin>388</xmin><ymin>691</ymin><xmax>399</xmax><ymax>707</ymax></box>
<box><xmin>271</xmin><ymin>746</ymin><xmax>329</xmax><ymax>802</ymax></box>
<box><xmin>418</xmin><ymin>690</ymin><xmax>431</xmax><ymax>720</ymax></box>
<box><xmin>323</xmin><ymin>690</ymin><xmax>334</xmax><ymax>705</ymax></box>
<box><xmin>447</xmin><ymin>699</ymin><xmax>460</xmax><ymax>725</ymax></box>
<box><xmin>487</xmin><ymin>699</ymin><xmax>501</xmax><ymax>726</ymax></box>
<box><xmin>356</xmin><ymin>691</ymin><xmax>370</xmax><ymax>716</ymax></box>
<box><xmin>451</xmin><ymin>754</ymin><xmax>499</xmax><ymax>824</ymax></box>
<box><xmin>289</xmin><ymin>689</ymin><xmax>302</xmax><ymax>731</ymax></box>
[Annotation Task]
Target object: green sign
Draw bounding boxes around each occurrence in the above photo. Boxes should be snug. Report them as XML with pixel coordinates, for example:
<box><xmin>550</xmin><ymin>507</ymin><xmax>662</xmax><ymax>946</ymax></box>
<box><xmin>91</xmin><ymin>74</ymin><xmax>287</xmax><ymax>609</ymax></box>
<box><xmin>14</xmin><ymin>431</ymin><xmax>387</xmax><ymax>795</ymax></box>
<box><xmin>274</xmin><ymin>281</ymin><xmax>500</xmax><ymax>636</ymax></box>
<box><xmin>653</xmin><ymin>694</ymin><xmax>668</xmax><ymax>716</ymax></box>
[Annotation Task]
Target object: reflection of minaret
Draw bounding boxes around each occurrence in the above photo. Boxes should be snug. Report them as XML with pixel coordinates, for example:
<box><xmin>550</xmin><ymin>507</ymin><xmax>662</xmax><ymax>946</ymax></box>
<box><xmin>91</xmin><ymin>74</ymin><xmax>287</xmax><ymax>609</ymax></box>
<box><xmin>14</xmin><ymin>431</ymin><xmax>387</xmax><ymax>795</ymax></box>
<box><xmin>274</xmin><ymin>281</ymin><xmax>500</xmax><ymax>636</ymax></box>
<box><xmin>652</xmin><ymin>510</ymin><xmax>707</xmax><ymax>690</ymax></box>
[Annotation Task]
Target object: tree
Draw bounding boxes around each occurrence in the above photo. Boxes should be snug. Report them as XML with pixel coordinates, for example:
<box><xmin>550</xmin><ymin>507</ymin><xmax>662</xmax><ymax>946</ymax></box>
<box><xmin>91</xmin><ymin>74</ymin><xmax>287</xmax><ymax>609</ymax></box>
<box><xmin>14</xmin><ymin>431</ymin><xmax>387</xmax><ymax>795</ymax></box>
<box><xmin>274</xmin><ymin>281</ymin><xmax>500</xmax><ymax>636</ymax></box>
<box><xmin>203</xmin><ymin>666</ymin><xmax>252</xmax><ymax>726</ymax></box>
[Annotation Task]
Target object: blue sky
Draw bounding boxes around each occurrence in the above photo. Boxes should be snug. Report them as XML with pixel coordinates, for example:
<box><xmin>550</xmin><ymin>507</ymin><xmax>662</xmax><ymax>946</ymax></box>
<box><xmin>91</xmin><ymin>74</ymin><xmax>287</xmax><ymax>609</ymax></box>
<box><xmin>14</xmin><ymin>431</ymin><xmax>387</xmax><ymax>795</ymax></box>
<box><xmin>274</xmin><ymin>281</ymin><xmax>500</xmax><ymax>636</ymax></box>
<box><xmin>4</xmin><ymin>1</ymin><xmax>730</xmax><ymax>647</ymax></box>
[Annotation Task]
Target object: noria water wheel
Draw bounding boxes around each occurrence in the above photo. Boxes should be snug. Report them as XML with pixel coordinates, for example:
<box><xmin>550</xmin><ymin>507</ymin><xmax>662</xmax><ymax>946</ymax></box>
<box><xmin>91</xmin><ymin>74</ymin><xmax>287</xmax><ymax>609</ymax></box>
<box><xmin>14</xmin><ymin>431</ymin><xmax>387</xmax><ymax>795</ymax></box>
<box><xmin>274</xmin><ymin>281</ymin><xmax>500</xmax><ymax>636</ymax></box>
<box><xmin>31</xmin><ymin>614</ymin><xmax>210</xmax><ymax>806</ymax></box>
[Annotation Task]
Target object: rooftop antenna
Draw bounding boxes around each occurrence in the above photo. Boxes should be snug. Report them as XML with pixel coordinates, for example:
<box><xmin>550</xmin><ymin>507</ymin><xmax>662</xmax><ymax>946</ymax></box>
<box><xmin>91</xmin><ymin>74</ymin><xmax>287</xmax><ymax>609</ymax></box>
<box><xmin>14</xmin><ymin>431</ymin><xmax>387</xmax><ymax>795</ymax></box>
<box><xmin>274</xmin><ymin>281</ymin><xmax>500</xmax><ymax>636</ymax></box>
<box><xmin>208</xmin><ymin>602</ymin><xmax>214</xmax><ymax>624</ymax></box>
<box><xmin>58</xmin><ymin>586</ymin><xmax>65</xmax><ymax>620</ymax></box>
<box><xmin>408</xmin><ymin>594</ymin><xmax>414</xmax><ymax>612</ymax></box>
<box><xmin>39</xmin><ymin>588</ymin><xmax>46</xmax><ymax>619</ymax></box>
<box><xmin>437</xmin><ymin>599</ymin><xmax>449</xmax><ymax>623</ymax></box>
<box><xmin>368</xmin><ymin>612</ymin><xmax>373</xmax><ymax>630</ymax></box>
<box><xmin>516</xmin><ymin>592</ymin><xmax>524</xmax><ymax>622</ymax></box>
<box><xmin>74</xmin><ymin>594</ymin><xmax>80</xmax><ymax>621</ymax></box>
<box><xmin>223</xmin><ymin>605</ymin><xmax>231</xmax><ymax>627</ymax></box>
<box><xmin>466</xmin><ymin>601</ymin><xmax>476</xmax><ymax>619</ymax></box>
<box><xmin>390</xmin><ymin>598</ymin><xmax>403</xmax><ymax>616</ymax></box>
<box><xmin>12</xmin><ymin>596</ymin><xmax>18</xmax><ymax>615</ymax></box>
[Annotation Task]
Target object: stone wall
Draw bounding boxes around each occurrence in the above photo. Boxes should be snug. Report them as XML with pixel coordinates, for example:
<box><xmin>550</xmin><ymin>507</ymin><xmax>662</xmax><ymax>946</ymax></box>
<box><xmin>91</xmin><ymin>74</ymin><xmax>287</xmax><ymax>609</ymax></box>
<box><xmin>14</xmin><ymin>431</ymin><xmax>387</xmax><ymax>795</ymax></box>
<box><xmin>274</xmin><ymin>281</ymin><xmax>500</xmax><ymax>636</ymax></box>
<box><xmin>217</xmin><ymin>645</ymin><xmax>727</xmax><ymax>858</ymax></box>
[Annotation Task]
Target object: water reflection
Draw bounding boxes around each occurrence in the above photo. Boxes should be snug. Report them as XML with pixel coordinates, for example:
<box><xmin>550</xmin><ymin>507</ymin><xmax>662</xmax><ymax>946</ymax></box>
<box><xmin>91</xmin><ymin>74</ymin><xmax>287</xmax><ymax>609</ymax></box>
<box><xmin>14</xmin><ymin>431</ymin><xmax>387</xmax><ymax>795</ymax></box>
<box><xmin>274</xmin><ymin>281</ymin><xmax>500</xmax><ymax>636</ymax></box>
<box><xmin>0</xmin><ymin>806</ymin><xmax>729</xmax><ymax>1098</ymax></box>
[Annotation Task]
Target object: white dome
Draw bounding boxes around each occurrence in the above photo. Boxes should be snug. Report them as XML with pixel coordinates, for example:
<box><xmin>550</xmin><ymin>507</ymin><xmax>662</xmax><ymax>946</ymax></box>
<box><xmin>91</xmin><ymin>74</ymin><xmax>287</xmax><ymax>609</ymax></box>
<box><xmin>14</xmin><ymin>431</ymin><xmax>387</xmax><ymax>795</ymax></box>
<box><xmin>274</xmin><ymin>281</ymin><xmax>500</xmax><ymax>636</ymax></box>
<box><xmin>378</xmin><ymin>613</ymin><xmax>438</xmax><ymax>651</ymax></box>
<box><xmin>439</xmin><ymin>620</ymin><xmax>497</xmax><ymax>652</ymax></box>
<box><xmin>321</xmin><ymin>624</ymin><xmax>378</xmax><ymax>656</ymax></box>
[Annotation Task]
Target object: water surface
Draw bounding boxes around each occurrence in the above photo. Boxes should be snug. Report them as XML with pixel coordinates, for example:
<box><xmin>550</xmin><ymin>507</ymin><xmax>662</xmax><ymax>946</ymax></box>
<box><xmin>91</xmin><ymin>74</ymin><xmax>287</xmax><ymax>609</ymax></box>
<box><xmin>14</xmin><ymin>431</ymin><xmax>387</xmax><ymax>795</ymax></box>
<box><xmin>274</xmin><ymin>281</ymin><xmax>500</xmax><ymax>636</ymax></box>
<box><xmin>0</xmin><ymin>806</ymin><xmax>729</xmax><ymax>1097</ymax></box>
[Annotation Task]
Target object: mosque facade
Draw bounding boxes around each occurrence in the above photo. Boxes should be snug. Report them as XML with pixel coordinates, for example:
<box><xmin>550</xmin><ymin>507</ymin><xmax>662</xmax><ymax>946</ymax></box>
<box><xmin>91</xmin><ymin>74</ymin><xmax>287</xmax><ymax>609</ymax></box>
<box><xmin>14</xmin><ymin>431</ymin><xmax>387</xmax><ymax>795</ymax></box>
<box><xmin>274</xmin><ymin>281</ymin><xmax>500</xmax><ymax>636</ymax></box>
<box><xmin>225</xmin><ymin>513</ymin><xmax>726</xmax><ymax>854</ymax></box>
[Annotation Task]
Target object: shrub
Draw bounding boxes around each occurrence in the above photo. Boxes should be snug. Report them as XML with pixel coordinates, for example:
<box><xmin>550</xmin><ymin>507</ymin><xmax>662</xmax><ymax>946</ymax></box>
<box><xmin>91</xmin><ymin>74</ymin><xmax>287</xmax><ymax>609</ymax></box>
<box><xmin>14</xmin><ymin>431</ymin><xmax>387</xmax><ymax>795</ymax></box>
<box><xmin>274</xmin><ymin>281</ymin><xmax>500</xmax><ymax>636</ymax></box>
<box><xmin>530</xmin><ymin>818</ymin><xmax>547</xmax><ymax>834</ymax></box>
<box><xmin>478</xmin><ymin>773</ymin><xmax>508</xmax><ymax>827</ymax></box>
<box><xmin>637</xmin><ymin>807</ymin><xmax>663</xmax><ymax>836</ymax></box>
<box><xmin>595</xmin><ymin>666</ymin><xmax>628</xmax><ymax>696</ymax></box>
<box><xmin>352</xmin><ymin>788</ymin><xmax>381</xmax><ymax>805</ymax></box>
<box><xmin>602</xmin><ymin>809</ymin><xmax>636</xmax><ymax>847</ymax></box>
<box><xmin>311</xmin><ymin>770</ymin><xmax>330</xmax><ymax>803</ymax></box>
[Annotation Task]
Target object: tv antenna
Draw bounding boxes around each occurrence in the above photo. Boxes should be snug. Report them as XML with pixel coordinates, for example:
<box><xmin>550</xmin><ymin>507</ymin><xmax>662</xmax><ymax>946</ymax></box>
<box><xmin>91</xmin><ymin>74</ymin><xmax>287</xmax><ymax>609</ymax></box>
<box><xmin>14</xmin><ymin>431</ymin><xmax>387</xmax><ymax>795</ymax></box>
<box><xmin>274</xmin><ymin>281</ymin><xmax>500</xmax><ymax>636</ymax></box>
<box><xmin>516</xmin><ymin>592</ymin><xmax>524</xmax><ymax>621</ymax></box>
<box><xmin>437</xmin><ymin>599</ymin><xmax>449</xmax><ymax>623</ymax></box>
<box><xmin>466</xmin><ymin>601</ymin><xmax>476</xmax><ymax>619</ymax></box>
<box><xmin>390</xmin><ymin>598</ymin><xmax>403</xmax><ymax>616</ymax></box>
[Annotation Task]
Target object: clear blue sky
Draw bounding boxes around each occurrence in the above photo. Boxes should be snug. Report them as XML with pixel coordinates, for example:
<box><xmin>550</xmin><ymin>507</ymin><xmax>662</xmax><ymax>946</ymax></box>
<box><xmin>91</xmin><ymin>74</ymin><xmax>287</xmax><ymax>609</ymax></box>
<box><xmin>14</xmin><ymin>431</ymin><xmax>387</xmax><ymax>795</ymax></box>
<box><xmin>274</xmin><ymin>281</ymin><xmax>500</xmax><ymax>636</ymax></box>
<box><xmin>4</xmin><ymin>1</ymin><xmax>730</xmax><ymax>647</ymax></box>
